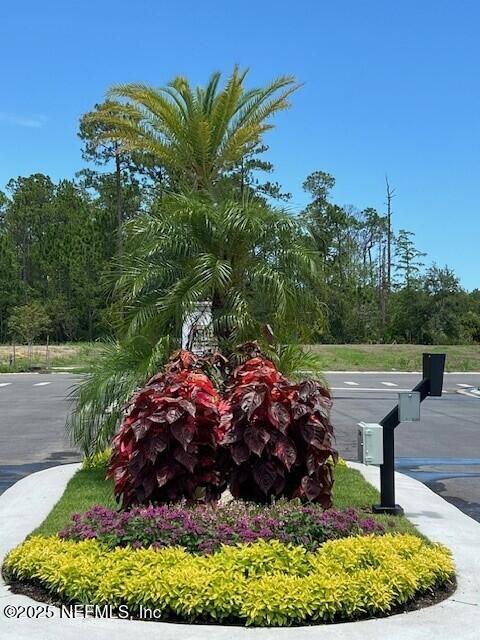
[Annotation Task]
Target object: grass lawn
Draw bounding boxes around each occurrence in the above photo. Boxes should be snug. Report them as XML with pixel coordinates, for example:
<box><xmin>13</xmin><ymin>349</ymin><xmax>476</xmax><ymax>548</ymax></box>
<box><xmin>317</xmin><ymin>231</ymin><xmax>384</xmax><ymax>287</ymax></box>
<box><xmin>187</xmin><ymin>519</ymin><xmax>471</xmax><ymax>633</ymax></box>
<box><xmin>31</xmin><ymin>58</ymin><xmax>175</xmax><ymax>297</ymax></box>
<box><xmin>32</xmin><ymin>468</ymin><xmax>116</xmax><ymax>537</ymax></box>
<box><xmin>0</xmin><ymin>342</ymin><xmax>102</xmax><ymax>373</ymax></box>
<box><xmin>2</xmin><ymin>342</ymin><xmax>478</xmax><ymax>373</ymax></box>
<box><xmin>32</xmin><ymin>463</ymin><xmax>419</xmax><ymax>538</ymax></box>
<box><xmin>306</xmin><ymin>343</ymin><xmax>480</xmax><ymax>372</ymax></box>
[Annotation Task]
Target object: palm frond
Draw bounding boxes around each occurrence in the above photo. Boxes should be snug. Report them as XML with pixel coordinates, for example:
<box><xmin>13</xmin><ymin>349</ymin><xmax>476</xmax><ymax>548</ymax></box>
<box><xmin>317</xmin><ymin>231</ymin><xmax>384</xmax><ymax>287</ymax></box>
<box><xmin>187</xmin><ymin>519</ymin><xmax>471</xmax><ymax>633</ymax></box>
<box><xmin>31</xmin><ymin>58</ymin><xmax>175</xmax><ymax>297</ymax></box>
<box><xmin>265</xmin><ymin>343</ymin><xmax>328</xmax><ymax>385</ymax></box>
<box><xmin>70</xmin><ymin>188</ymin><xmax>324</xmax><ymax>453</ymax></box>
<box><xmin>86</xmin><ymin>68</ymin><xmax>300</xmax><ymax>189</ymax></box>
<box><xmin>66</xmin><ymin>334</ymin><xmax>174</xmax><ymax>455</ymax></box>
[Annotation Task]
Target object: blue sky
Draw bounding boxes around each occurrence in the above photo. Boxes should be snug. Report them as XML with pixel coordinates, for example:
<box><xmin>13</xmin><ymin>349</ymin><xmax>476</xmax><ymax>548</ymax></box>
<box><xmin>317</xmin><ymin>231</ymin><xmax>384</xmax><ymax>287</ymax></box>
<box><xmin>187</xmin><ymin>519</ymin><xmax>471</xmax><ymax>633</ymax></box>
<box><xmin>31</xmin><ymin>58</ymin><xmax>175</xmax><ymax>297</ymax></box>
<box><xmin>0</xmin><ymin>0</ymin><xmax>478</xmax><ymax>289</ymax></box>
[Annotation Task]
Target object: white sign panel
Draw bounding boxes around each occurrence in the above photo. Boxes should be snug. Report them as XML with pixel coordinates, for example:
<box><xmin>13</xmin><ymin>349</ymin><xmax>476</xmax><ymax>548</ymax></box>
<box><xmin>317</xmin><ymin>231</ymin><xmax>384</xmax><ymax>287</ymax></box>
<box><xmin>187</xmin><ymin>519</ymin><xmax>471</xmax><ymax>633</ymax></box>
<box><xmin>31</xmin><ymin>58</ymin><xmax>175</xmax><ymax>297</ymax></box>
<box><xmin>181</xmin><ymin>301</ymin><xmax>215</xmax><ymax>355</ymax></box>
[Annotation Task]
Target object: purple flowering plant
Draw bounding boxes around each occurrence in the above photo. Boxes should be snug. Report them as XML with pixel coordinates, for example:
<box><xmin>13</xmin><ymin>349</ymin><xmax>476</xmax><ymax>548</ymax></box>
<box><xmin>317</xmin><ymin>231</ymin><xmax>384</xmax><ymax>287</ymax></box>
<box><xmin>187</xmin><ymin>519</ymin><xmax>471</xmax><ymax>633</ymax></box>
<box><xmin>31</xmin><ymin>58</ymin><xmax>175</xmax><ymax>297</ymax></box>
<box><xmin>60</xmin><ymin>501</ymin><xmax>384</xmax><ymax>554</ymax></box>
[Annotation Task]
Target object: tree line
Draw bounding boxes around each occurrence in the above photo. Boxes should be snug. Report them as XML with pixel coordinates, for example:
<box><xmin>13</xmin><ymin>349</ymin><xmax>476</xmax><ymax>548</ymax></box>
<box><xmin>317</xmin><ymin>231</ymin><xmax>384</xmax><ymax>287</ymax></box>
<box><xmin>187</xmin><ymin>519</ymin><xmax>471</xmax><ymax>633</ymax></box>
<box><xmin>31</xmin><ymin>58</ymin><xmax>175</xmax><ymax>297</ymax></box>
<box><xmin>300</xmin><ymin>171</ymin><xmax>480</xmax><ymax>344</ymax></box>
<box><xmin>0</xmin><ymin>72</ymin><xmax>478</xmax><ymax>347</ymax></box>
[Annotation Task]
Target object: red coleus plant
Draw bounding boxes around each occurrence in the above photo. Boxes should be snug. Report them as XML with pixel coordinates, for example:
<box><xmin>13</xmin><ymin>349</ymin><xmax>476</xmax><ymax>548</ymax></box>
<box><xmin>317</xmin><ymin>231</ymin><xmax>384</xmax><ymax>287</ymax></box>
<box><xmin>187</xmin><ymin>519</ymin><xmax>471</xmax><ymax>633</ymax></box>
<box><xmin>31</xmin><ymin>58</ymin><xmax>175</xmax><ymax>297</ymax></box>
<box><xmin>107</xmin><ymin>350</ymin><xmax>225</xmax><ymax>508</ymax></box>
<box><xmin>108</xmin><ymin>348</ymin><xmax>337</xmax><ymax>509</ymax></box>
<box><xmin>218</xmin><ymin>357</ymin><xmax>337</xmax><ymax>506</ymax></box>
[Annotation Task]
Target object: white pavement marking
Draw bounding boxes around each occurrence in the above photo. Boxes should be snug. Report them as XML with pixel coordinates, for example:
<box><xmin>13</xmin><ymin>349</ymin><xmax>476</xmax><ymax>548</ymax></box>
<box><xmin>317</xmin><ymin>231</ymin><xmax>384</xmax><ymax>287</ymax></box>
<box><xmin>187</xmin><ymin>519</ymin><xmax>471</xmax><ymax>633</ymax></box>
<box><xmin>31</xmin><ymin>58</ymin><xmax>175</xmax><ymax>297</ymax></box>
<box><xmin>457</xmin><ymin>383</ymin><xmax>473</xmax><ymax>388</ymax></box>
<box><xmin>381</xmin><ymin>381</ymin><xmax>398</xmax><ymax>387</ymax></box>
<box><xmin>0</xmin><ymin>382</ymin><xmax>12</xmax><ymax>387</ymax></box>
<box><xmin>33</xmin><ymin>382</ymin><xmax>51</xmax><ymax>387</ymax></box>
<box><xmin>322</xmin><ymin>370</ymin><xmax>480</xmax><ymax>375</ymax></box>
<box><xmin>331</xmin><ymin>387</ymin><xmax>412</xmax><ymax>392</ymax></box>
<box><xmin>344</xmin><ymin>381</ymin><xmax>359</xmax><ymax>386</ymax></box>
<box><xmin>457</xmin><ymin>388</ymin><xmax>480</xmax><ymax>398</ymax></box>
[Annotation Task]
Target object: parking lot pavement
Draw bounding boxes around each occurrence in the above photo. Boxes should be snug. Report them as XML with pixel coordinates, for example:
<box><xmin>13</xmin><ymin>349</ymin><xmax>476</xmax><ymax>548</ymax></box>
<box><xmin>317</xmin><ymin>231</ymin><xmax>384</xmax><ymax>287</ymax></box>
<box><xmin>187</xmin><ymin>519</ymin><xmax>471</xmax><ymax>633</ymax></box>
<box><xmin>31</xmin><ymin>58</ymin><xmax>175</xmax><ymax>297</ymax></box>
<box><xmin>328</xmin><ymin>372</ymin><xmax>480</xmax><ymax>521</ymax></box>
<box><xmin>1</xmin><ymin>371</ymin><xmax>479</xmax><ymax>521</ymax></box>
<box><xmin>0</xmin><ymin>374</ymin><xmax>81</xmax><ymax>493</ymax></box>
<box><xmin>325</xmin><ymin>371</ymin><xmax>480</xmax><ymax>393</ymax></box>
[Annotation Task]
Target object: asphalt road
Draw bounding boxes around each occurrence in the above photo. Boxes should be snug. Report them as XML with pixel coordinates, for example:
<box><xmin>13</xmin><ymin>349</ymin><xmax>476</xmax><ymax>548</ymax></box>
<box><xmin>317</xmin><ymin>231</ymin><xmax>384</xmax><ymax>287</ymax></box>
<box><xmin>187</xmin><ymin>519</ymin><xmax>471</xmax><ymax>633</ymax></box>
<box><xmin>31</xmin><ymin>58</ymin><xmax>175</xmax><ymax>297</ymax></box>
<box><xmin>0</xmin><ymin>371</ymin><xmax>479</xmax><ymax>520</ymax></box>
<box><xmin>0</xmin><ymin>374</ymin><xmax>81</xmax><ymax>493</ymax></box>
<box><xmin>328</xmin><ymin>371</ymin><xmax>480</xmax><ymax>520</ymax></box>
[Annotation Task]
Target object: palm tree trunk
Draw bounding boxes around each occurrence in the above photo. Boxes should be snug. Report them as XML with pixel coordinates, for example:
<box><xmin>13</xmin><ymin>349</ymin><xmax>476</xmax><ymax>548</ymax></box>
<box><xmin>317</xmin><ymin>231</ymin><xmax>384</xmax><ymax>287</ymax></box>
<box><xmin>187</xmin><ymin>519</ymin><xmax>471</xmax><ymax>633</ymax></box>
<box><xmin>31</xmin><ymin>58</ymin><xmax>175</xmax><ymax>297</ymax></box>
<box><xmin>115</xmin><ymin>145</ymin><xmax>123</xmax><ymax>255</ymax></box>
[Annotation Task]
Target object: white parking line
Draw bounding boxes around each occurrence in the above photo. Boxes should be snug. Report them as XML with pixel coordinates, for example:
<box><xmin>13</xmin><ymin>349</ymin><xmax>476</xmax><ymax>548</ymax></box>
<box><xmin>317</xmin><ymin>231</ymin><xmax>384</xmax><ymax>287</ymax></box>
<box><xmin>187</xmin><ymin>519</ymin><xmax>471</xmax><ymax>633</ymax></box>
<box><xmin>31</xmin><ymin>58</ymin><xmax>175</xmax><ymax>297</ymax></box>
<box><xmin>456</xmin><ymin>383</ymin><xmax>473</xmax><ymax>388</ymax></box>
<box><xmin>457</xmin><ymin>388</ymin><xmax>480</xmax><ymax>398</ymax></box>
<box><xmin>381</xmin><ymin>381</ymin><xmax>398</xmax><ymax>387</ymax></box>
<box><xmin>344</xmin><ymin>381</ymin><xmax>359</xmax><ymax>386</ymax></box>
<box><xmin>0</xmin><ymin>382</ymin><xmax>12</xmax><ymax>387</ymax></box>
<box><xmin>33</xmin><ymin>382</ymin><xmax>51</xmax><ymax>387</ymax></box>
<box><xmin>331</xmin><ymin>387</ymin><xmax>412</xmax><ymax>392</ymax></box>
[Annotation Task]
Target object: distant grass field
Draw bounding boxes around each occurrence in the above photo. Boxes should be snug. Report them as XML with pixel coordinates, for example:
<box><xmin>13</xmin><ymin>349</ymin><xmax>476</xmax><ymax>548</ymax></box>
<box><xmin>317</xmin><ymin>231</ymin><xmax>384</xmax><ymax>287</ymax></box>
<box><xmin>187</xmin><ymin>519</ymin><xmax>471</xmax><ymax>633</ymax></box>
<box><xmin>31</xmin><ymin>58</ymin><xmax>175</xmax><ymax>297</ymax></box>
<box><xmin>1</xmin><ymin>342</ymin><xmax>479</xmax><ymax>373</ymax></box>
<box><xmin>306</xmin><ymin>344</ymin><xmax>480</xmax><ymax>371</ymax></box>
<box><xmin>0</xmin><ymin>342</ymin><xmax>102</xmax><ymax>373</ymax></box>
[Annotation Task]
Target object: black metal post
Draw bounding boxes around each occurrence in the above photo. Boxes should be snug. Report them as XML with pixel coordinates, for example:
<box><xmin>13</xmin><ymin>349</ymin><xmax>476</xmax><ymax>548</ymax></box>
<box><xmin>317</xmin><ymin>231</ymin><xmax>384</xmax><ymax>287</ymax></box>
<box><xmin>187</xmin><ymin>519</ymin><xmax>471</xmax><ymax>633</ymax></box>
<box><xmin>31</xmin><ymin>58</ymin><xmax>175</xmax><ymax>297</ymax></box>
<box><xmin>372</xmin><ymin>353</ymin><xmax>445</xmax><ymax>515</ymax></box>
<box><xmin>422</xmin><ymin>353</ymin><xmax>446</xmax><ymax>397</ymax></box>
<box><xmin>373</xmin><ymin>404</ymin><xmax>403</xmax><ymax>515</ymax></box>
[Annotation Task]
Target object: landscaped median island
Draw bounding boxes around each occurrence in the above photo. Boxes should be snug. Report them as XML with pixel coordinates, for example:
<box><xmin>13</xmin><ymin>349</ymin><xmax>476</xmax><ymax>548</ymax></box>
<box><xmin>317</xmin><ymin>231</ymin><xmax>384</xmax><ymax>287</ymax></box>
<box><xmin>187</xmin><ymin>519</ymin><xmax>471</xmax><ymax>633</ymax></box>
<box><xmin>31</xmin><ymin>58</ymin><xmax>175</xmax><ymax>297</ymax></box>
<box><xmin>2</xmin><ymin>347</ymin><xmax>456</xmax><ymax>627</ymax></box>
<box><xmin>3</xmin><ymin>533</ymin><xmax>453</xmax><ymax>627</ymax></box>
<box><xmin>2</xmin><ymin>465</ymin><xmax>455</xmax><ymax>626</ymax></box>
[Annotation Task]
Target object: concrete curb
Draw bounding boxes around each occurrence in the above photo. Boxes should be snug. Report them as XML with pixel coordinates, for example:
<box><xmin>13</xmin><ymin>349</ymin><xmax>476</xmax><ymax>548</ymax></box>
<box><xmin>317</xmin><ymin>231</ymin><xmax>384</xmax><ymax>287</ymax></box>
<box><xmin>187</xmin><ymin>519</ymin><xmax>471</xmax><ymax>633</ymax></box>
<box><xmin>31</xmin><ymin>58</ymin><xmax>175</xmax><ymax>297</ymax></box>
<box><xmin>0</xmin><ymin>463</ymin><xmax>81</xmax><ymax>561</ymax></box>
<box><xmin>1</xmin><ymin>463</ymin><xmax>479</xmax><ymax>639</ymax></box>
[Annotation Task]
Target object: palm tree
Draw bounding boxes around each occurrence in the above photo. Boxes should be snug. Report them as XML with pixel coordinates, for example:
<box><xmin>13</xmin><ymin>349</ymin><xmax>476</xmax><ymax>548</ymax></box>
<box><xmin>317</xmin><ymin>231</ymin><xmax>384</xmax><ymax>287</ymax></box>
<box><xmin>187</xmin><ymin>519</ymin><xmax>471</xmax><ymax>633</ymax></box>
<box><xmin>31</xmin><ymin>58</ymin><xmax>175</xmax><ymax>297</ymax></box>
<box><xmin>67</xmin><ymin>332</ymin><xmax>173</xmax><ymax>456</ymax></box>
<box><xmin>115</xmin><ymin>192</ymin><xmax>323</xmax><ymax>346</ymax></box>
<box><xmin>86</xmin><ymin>67</ymin><xmax>299</xmax><ymax>191</ymax></box>
<box><xmin>68</xmin><ymin>193</ymin><xmax>325</xmax><ymax>454</ymax></box>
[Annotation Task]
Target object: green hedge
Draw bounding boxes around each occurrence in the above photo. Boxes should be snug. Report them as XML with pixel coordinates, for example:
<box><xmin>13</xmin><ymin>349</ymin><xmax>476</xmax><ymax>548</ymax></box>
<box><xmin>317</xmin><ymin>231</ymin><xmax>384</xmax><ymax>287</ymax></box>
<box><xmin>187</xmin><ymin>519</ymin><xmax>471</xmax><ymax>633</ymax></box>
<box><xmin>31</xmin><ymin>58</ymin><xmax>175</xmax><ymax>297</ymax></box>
<box><xmin>4</xmin><ymin>534</ymin><xmax>454</xmax><ymax>626</ymax></box>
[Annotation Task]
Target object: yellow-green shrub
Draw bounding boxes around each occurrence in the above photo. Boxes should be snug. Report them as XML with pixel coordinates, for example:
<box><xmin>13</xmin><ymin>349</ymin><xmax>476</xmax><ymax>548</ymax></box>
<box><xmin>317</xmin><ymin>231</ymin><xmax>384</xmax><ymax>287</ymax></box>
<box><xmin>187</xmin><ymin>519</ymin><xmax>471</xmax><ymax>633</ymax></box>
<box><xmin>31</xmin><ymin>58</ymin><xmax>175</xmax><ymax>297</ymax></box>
<box><xmin>3</xmin><ymin>535</ymin><xmax>454</xmax><ymax>626</ymax></box>
<box><xmin>328</xmin><ymin>455</ymin><xmax>347</xmax><ymax>467</ymax></box>
<box><xmin>82</xmin><ymin>448</ymin><xmax>111</xmax><ymax>471</ymax></box>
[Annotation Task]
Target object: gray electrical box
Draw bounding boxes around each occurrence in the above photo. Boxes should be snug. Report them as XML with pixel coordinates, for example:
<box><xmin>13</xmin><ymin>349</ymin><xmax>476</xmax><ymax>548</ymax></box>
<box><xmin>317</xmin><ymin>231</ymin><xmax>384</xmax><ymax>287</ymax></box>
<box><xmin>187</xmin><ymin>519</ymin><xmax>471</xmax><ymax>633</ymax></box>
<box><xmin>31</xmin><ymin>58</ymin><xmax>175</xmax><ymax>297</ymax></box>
<box><xmin>398</xmin><ymin>391</ymin><xmax>421</xmax><ymax>422</ymax></box>
<box><xmin>358</xmin><ymin>422</ymin><xmax>383</xmax><ymax>465</ymax></box>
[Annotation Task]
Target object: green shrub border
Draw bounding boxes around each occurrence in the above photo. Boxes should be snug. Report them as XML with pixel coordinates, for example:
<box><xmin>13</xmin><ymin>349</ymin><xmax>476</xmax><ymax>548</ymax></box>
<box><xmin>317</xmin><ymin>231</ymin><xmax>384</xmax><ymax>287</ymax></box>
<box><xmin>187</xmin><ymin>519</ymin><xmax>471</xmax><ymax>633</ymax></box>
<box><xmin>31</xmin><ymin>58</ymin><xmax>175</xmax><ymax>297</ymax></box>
<box><xmin>4</xmin><ymin>534</ymin><xmax>455</xmax><ymax>627</ymax></box>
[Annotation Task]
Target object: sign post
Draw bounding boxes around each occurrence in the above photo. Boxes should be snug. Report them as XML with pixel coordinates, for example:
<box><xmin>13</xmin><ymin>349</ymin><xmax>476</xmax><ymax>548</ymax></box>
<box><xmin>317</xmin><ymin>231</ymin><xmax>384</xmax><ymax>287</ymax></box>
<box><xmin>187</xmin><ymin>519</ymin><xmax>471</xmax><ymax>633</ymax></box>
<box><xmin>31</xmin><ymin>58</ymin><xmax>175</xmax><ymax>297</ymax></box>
<box><xmin>370</xmin><ymin>353</ymin><xmax>446</xmax><ymax>516</ymax></box>
<box><xmin>181</xmin><ymin>301</ymin><xmax>215</xmax><ymax>355</ymax></box>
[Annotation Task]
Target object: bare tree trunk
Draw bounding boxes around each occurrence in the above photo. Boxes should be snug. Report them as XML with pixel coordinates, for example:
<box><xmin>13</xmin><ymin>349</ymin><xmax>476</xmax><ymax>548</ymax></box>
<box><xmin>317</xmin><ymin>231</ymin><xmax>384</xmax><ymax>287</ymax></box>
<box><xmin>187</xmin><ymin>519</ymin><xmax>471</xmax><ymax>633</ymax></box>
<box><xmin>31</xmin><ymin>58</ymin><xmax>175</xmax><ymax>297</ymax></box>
<box><xmin>385</xmin><ymin>176</ymin><xmax>395</xmax><ymax>290</ymax></box>
<box><xmin>368</xmin><ymin>245</ymin><xmax>373</xmax><ymax>284</ymax></box>
<box><xmin>377</xmin><ymin>240</ymin><xmax>388</xmax><ymax>336</ymax></box>
<box><xmin>88</xmin><ymin>309</ymin><xmax>94</xmax><ymax>342</ymax></box>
